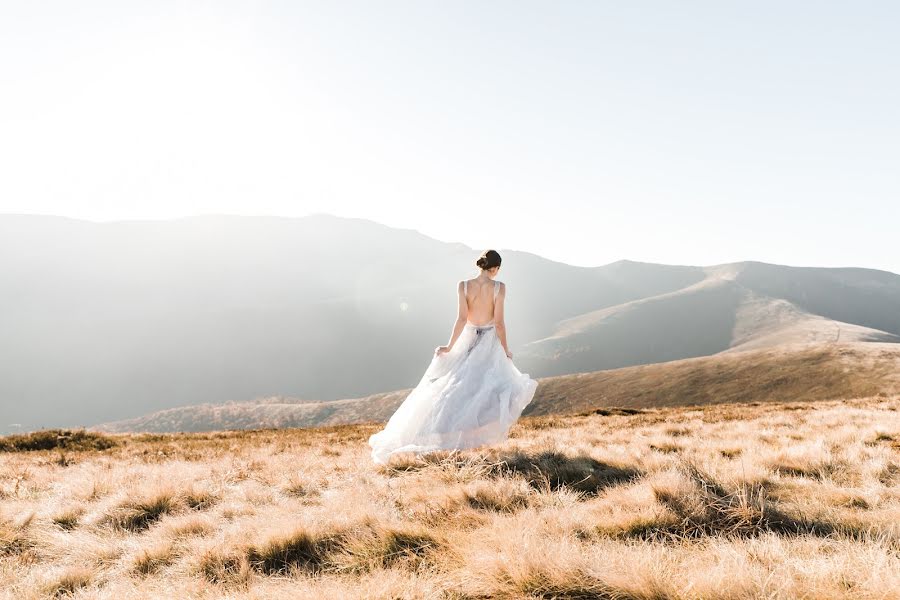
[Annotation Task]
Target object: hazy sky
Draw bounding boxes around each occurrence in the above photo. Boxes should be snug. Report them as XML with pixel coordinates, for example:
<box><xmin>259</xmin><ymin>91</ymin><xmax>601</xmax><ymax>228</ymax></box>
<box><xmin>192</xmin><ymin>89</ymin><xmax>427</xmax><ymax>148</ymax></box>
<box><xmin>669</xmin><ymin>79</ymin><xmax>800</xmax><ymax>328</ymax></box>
<box><xmin>1</xmin><ymin>1</ymin><xmax>897</xmax><ymax>273</ymax></box>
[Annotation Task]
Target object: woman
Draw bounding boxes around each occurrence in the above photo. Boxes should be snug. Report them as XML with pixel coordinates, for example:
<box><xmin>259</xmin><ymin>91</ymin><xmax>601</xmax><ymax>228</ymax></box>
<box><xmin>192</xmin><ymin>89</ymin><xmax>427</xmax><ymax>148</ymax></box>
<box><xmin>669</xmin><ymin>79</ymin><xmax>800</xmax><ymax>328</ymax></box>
<box><xmin>368</xmin><ymin>249</ymin><xmax>538</xmax><ymax>464</ymax></box>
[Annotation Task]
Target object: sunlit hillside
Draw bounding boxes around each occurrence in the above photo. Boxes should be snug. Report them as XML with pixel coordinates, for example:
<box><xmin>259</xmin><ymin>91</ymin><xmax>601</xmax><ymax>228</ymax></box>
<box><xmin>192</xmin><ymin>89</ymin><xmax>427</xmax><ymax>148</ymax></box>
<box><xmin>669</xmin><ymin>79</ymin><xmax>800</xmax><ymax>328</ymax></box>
<box><xmin>2</xmin><ymin>393</ymin><xmax>899</xmax><ymax>598</ymax></box>
<box><xmin>95</xmin><ymin>342</ymin><xmax>900</xmax><ymax>433</ymax></box>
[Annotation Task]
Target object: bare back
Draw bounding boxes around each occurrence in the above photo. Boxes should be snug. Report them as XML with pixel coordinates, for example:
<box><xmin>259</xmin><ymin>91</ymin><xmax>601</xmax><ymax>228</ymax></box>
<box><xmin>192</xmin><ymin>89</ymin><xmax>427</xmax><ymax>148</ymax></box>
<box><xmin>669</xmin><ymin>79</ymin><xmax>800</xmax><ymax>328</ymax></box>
<box><xmin>462</xmin><ymin>278</ymin><xmax>502</xmax><ymax>325</ymax></box>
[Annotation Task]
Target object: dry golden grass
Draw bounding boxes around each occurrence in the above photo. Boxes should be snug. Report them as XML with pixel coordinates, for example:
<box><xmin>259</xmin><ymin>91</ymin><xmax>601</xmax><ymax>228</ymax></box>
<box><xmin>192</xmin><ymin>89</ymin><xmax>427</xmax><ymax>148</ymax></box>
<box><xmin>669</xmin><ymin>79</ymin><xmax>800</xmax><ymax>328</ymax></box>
<box><xmin>527</xmin><ymin>342</ymin><xmax>900</xmax><ymax>416</ymax></box>
<box><xmin>2</xmin><ymin>395</ymin><xmax>899</xmax><ymax>598</ymax></box>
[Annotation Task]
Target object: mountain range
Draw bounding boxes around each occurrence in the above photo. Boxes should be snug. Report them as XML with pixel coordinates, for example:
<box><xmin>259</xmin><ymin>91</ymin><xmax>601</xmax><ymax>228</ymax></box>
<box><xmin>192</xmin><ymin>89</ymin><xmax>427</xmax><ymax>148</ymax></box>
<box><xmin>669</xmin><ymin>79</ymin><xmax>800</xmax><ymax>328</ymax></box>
<box><xmin>2</xmin><ymin>213</ymin><xmax>898</xmax><ymax>432</ymax></box>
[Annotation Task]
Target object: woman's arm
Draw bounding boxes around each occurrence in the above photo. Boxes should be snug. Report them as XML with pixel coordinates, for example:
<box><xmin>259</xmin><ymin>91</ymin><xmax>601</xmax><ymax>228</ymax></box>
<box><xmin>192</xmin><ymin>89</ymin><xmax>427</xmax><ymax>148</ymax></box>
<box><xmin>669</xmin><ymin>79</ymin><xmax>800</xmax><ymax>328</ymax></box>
<box><xmin>441</xmin><ymin>280</ymin><xmax>468</xmax><ymax>352</ymax></box>
<box><xmin>494</xmin><ymin>282</ymin><xmax>511</xmax><ymax>357</ymax></box>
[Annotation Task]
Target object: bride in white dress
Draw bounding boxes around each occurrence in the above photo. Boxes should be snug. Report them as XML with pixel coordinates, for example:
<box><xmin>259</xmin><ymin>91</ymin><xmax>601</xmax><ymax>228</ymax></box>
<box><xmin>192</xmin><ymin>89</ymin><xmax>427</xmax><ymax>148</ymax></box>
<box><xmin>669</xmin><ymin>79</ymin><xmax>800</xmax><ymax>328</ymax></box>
<box><xmin>368</xmin><ymin>249</ymin><xmax>539</xmax><ymax>464</ymax></box>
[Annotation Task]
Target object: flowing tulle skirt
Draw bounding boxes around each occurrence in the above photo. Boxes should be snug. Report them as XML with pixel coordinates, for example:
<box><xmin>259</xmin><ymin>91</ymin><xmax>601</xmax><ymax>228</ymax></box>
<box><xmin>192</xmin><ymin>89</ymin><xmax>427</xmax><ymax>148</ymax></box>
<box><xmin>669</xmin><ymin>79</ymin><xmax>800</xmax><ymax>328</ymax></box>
<box><xmin>368</xmin><ymin>322</ymin><xmax>538</xmax><ymax>464</ymax></box>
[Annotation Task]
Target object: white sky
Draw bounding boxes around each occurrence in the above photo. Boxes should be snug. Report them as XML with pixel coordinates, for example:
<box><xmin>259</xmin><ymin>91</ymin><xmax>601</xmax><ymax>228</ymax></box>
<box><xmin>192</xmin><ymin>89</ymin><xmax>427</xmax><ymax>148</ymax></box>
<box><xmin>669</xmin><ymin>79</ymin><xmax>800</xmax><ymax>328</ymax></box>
<box><xmin>1</xmin><ymin>1</ymin><xmax>898</xmax><ymax>273</ymax></box>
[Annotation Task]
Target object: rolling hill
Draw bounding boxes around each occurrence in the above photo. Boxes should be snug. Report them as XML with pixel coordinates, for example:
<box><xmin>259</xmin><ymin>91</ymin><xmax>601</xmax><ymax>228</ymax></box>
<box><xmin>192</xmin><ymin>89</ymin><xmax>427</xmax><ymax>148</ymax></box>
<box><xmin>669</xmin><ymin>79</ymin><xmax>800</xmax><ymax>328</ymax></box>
<box><xmin>514</xmin><ymin>265</ymin><xmax>899</xmax><ymax>377</ymax></box>
<box><xmin>93</xmin><ymin>342</ymin><xmax>900</xmax><ymax>433</ymax></box>
<box><xmin>2</xmin><ymin>213</ymin><xmax>898</xmax><ymax>431</ymax></box>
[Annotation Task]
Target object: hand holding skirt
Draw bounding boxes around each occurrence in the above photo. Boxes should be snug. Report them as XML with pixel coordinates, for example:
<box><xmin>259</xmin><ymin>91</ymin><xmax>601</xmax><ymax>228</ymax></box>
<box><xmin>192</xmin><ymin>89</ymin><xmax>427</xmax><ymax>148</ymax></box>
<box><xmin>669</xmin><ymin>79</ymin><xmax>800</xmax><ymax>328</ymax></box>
<box><xmin>368</xmin><ymin>322</ymin><xmax>538</xmax><ymax>465</ymax></box>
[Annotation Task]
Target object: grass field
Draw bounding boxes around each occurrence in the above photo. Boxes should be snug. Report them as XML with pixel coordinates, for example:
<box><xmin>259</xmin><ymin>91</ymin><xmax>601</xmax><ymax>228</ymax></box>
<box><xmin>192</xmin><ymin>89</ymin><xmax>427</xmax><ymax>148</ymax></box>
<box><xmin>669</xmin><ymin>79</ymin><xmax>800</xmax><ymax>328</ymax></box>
<box><xmin>2</xmin><ymin>392</ymin><xmax>899</xmax><ymax>598</ymax></box>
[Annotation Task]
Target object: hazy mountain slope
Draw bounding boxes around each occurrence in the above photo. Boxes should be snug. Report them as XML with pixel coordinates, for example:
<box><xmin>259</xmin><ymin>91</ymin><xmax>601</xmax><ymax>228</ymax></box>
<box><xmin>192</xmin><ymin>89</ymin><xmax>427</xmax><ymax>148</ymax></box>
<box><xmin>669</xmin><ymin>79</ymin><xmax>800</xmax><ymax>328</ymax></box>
<box><xmin>0</xmin><ymin>215</ymin><xmax>711</xmax><ymax>431</ymax></box>
<box><xmin>93</xmin><ymin>390</ymin><xmax>410</xmax><ymax>434</ymax></box>
<box><xmin>514</xmin><ymin>277</ymin><xmax>743</xmax><ymax>377</ymax></box>
<box><xmin>93</xmin><ymin>342</ymin><xmax>900</xmax><ymax>433</ymax></box>
<box><xmin>501</xmin><ymin>258</ymin><xmax>706</xmax><ymax>342</ymax></box>
<box><xmin>734</xmin><ymin>261</ymin><xmax>900</xmax><ymax>336</ymax></box>
<box><xmin>515</xmin><ymin>265</ymin><xmax>900</xmax><ymax>377</ymax></box>
<box><xmin>2</xmin><ymin>214</ymin><xmax>899</xmax><ymax>431</ymax></box>
<box><xmin>728</xmin><ymin>292</ymin><xmax>899</xmax><ymax>351</ymax></box>
<box><xmin>1</xmin><ymin>214</ymin><xmax>468</xmax><ymax>429</ymax></box>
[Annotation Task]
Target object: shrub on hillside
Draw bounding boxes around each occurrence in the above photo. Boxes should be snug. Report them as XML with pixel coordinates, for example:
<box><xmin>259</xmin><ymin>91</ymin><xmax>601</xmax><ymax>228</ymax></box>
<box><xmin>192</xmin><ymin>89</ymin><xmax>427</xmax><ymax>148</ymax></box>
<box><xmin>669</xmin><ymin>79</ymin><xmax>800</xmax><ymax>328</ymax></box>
<box><xmin>0</xmin><ymin>429</ymin><xmax>118</xmax><ymax>452</ymax></box>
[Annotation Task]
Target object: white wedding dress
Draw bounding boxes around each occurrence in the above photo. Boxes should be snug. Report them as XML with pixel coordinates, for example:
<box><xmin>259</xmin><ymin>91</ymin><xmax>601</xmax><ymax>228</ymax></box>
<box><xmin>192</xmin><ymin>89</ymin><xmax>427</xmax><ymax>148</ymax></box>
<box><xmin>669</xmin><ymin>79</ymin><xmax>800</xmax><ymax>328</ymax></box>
<box><xmin>369</xmin><ymin>279</ymin><xmax>539</xmax><ymax>464</ymax></box>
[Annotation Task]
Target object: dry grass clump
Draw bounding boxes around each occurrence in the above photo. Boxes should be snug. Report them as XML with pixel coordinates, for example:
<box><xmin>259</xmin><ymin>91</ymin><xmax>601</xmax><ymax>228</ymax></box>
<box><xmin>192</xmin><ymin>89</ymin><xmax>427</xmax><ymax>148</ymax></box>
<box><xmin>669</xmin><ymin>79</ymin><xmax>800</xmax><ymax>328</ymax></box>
<box><xmin>50</xmin><ymin>507</ymin><xmax>83</xmax><ymax>531</ymax></box>
<box><xmin>103</xmin><ymin>490</ymin><xmax>181</xmax><ymax>532</ymax></box>
<box><xmin>42</xmin><ymin>566</ymin><xmax>93</xmax><ymax>597</ymax></box>
<box><xmin>1</xmin><ymin>393</ymin><xmax>898</xmax><ymax>598</ymax></box>
<box><xmin>767</xmin><ymin>453</ymin><xmax>849</xmax><ymax>481</ymax></box>
<box><xmin>649</xmin><ymin>441</ymin><xmax>683</xmax><ymax>454</ymax></box>
<box><xmin>161</xmin><ymin>514</ymin><xmax>214</xmax><ymax>539</ymax></box>
<box><xmin>235</xmin><ymin>519</ymin><xmax>441</xmax><ymax>577</ymax></box>
<box><xmin>183</xmin><ymin>486</ymin><xmax>219</xmax><ymax>511</ymax></box>
<box><xmin>0</xmin><ymin>512</ymin><xmax>34</xmax><ymax>557</ymax></box>
<box><xmin>132</xmin><ymin>541</ymin><xmax>177</xmax><ymax>575</ymax></box>
<box><xmin>195</xmin><ymin>545</ymin><xmax>250</xmax><ymax>585</ymax></box>
<box><xmin>101</xmin><ymin>485</ymin><xmax>219</xmax><ymax>533</ymax></box>
<box><xmin>460</xmin><ymin>478</ymin><xmax>532</xmax><ymax>513</ymax></box>
<box><xmin>281</xmin><ymin>475</ymin><xmax>321</xmax><ymax>500</ymax></box>
<box><xmin>719</xmin><ymin>446</ymin><xmax>743</xmax><ymax>458</ymax></box>
<box><xmin>331</xmin><ymin>518</ymin><xmax>441</xmax><ymax>574</ymax></box>
<box><xmin>453</xmin><ymin>529</ymin><xmax>673</xmax><ymax>599</ymax></box>
<box><xmin>495</xmin><ymin>563</ymin><xmax>626</xmax><ymax>600</ymax></box>
<box><xmin>646</xmin><ymin>460</ymin><xmax>819</xmax><ymax>541</ymax></box>
<box><xmin>244</xmin><ymin>526</ymin><xmax>342</xmax><ymax>575</ymax></box>
<box><xmin>831</xmin><ymin>490</ymin><xmax>871</xmax><ymax>510</ymax></box>
<box><xmin>376</xmin><ymin>449</ymin><xmax>496</xmax><ymax>477</ymax></box>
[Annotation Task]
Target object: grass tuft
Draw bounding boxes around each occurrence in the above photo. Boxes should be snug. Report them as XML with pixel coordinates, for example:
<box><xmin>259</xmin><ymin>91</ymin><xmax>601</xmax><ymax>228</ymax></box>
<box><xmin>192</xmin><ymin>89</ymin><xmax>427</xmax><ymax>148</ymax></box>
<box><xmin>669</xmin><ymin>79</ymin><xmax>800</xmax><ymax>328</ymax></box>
<box><xmin>462</xmin><ymin>479</ymin><xmax>531</xmax><ymax>513</ymax></box>
<box><xmin>133</xmin><ymin>542</ymin><xmax>176</xmax><ymax>575</ymax></box>
<box><xmin>51</xmin><ymin>508</ymin><xmax>83</xmax><ymax>531</ymax></box>
<box><xmin>183</xmin><ymin>487</ymin><xmax>219</xmax><ymax>511</ymax></box>
<box><xmin>282</xmin><ymin>476</ymin><xmax>321</xmax><ymax>499</ymax></box>
<box><xmin>333</xmin><ymin>519</ymin><xmax>440</xmax><ymax>573</ymax></box>
<box><xmin>0</xmin><ymin>514</ymin><xmax>33</xmax><ymax>557</ymax></box>
<box><xmin>245</xmin><ymin>527</ymin><xmax>342</xmax><ymax>575</ymax></box>
<box><xmin>104</xmin><ymin>491</ymin><xmax>179</xmax><ymax>532</ymax></box>
<box><xmin>196</xmin><ymin>547</ymin><xmax>250</xmax><ymax>585</ymax></box>
<box><xmin>645</xmin><ymin>459</ymin><xmax>833</xmax><ymax>541</ymax></box>
<box><xmin>44</xmin><ymin>567</ymin><xmax>92</xmax><ymax>598</ymax></box>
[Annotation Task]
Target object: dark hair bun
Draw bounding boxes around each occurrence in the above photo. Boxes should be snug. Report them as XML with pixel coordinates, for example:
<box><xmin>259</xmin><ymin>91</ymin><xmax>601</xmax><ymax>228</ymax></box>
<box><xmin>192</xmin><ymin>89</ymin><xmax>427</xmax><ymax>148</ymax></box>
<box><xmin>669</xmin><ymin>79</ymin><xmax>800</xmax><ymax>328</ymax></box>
<box><xmin>476</xmin><ymin>249</ymin><xmax>501</xmax><ymax>270</ymax></box>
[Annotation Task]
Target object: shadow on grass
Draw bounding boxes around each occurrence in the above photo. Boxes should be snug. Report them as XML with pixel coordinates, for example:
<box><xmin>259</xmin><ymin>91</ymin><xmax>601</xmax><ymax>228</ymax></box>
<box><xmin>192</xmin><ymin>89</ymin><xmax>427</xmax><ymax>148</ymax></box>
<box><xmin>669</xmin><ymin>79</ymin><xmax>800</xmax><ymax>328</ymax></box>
<box><xmin>487</xmin><ymin>450</ymin><xmax>644</xmax><ymax>497</ymax></box>
<box><xmin>379</xmin><ymin>448</ymin><xmax>642</xmax><ymax>497</ymax></box>
<box><xmin>616</xmin><ymin>458</ymin><xmax>894</xmax><ymax>547</ymax></box>
<box><xmin>198</xmin><ymin>519</ymin><xmax>442</xmax><ymax>584</ymax></box>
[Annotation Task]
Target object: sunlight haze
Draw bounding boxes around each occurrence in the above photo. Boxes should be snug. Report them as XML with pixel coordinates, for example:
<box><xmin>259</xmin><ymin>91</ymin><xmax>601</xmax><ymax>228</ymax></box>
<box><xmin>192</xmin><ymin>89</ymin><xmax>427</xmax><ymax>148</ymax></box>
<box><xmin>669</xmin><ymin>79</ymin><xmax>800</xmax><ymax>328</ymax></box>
<box><xmin>1</xmin><ymin>1</ymin><xmax>897</xmax><ymax>272</ymax></box>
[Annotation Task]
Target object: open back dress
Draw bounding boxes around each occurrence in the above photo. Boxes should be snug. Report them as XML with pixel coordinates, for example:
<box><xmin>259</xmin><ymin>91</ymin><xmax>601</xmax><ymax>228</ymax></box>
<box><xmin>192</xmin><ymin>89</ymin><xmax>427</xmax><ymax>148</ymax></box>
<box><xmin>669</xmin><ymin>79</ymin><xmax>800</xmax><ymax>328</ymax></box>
<box><xmin>368</xmin><ymin>279</ymin><xmax>539</xmax><ymax>464</ymax></box>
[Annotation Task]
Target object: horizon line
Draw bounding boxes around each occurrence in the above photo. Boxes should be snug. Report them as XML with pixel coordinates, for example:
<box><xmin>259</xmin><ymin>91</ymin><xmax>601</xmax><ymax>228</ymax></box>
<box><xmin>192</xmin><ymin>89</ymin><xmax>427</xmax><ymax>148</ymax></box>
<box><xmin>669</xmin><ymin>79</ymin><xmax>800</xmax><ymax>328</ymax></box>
<box><xmin>1</xmin><ymin>211</ymin><xmax>897</xmax><ymax>276</ymax></box>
